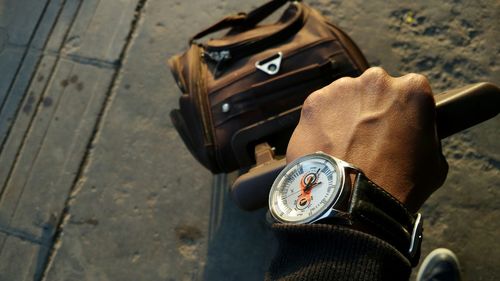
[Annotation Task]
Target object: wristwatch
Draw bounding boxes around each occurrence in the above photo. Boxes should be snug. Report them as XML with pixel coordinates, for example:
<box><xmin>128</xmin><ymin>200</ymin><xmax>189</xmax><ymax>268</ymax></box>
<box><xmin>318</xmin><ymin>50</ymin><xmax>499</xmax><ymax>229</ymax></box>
<box><xmin>268</xmin><ymin>151</ymin><xmax>423</xmax><ymax>266</ymax></box>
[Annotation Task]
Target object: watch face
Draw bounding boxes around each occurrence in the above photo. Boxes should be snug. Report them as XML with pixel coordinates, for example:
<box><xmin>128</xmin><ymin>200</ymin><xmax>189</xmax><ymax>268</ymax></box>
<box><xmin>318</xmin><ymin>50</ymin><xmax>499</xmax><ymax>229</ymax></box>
<box><xmin>269</xmin><ymin>153</ymin><xmax>344</xmax><ymax>224</ymax></box>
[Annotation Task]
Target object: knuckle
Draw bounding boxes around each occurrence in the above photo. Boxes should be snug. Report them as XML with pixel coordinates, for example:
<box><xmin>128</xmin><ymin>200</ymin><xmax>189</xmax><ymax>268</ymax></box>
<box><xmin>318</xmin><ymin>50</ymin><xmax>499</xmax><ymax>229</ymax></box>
<box><xmin>301</xmin><ymin>76</ymin><xmax>357</xmax><ymax>120</ymax></box>
<box><xmin>305</xmin><ymin>88</ymin><xmax>324</xmax><ymax>105</ymax></box>
<box><xmin>361</xmin><ymin>67</ymin><xmax>391</xmax><ymax>89</ymax></box>
<box><xmin>402</xmin><ymin>73</ymin><xmax>434</xmax><ymax>107</ymax></box>
<box><xmin>326</xmin><ymin>76</ymin><xmax>358</xmax><ymax>96</ymax></box>
<box><xmin>302</xmin><ymin>89</ymin><xmax>323</xmax><ymax>118</ymax></box>
<box><xmin>404</xmin><ymin>73</ymin><xmax>431</xmax><ymax>91</ymax></box>
<box><xmin>331</xmin><ymin>76</ymin><xmax>356</xmax><ymax>90</ymax></box>
<box><xmin>362</xmin><ymin>67</ymin><xmax>389</xmax><ymax>80</ymax></box>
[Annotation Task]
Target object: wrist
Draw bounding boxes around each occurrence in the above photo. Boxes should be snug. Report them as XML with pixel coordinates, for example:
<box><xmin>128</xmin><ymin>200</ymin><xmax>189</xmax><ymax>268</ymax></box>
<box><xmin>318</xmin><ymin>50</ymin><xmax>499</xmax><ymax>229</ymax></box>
<box><xmin>348</xmin><ymin>173</ymin><xmax>423</xmax><ymax>266</ymax></box>
<box><xmin>269</xmin><ymin>152</ymin><xmax>423</xmax><ymax>266</ymax></box>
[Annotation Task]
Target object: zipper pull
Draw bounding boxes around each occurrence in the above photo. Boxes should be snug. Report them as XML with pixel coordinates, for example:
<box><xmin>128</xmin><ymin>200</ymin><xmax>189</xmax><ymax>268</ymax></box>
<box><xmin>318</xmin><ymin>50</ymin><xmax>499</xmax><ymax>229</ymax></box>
<box><xmin>204</xmin><ymin>50</ymin><xmax>231</xmax><ymax>62</ymax></box>
<box><xmin>203</xmin><ymin>50</ymin><xmax>231</xmax><ymax>78</ymax></box>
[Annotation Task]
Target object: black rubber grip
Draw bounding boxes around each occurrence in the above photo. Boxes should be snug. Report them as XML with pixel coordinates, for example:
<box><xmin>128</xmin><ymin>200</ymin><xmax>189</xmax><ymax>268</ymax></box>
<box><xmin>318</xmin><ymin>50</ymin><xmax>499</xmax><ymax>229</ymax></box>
<box><xmin>435</xmin><ymin>82</ymin><xmax>500</xmax><ymax>138</ymax></box>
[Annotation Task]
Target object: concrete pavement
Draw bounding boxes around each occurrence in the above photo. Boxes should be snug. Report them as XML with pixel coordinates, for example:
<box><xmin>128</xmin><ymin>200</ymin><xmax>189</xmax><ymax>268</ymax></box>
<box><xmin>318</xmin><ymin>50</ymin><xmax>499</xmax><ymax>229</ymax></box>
<box><xmin>0</xmin><ymin>0</ymin><xmax>498</xmax><ymax>280</ymax></box>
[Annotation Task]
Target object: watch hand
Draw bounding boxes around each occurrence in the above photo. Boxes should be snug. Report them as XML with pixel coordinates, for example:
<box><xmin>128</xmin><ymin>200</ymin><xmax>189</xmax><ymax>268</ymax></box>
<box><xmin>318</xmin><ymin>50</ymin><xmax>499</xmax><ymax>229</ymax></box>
<box><xmin>298</xmin><ymin>170</ymin><xmax>322</xmax><ymax>205</ymax></box>
<box><xmin>304</xmin><ymin>173</ymin><xmax>321</xmax><ymax>192</ymax></box>
<box><xmin>303</xmin><ymin>177</ymin><xmax>314</xmax><ymax>192</ymax></box>
<box><xmin>300</xmin><ymin>169</ymin><xmax>322</xmax><ymax>195</ymax></box>
<box><xmin>285</xmin><ymin>190</ymin><xmax>302</xmax><ymax>198</ymax></box>
<box><xmin>304</xmin><ymin>182</ymin><xmax>322</xmax><ymax>193</ymax></box>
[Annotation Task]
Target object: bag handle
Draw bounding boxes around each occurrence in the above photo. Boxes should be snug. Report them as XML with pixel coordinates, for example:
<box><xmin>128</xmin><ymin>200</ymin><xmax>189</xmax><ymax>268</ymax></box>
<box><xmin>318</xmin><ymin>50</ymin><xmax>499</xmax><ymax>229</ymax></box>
<box><xmin>189</xmin><ymin>0</ymin><xmax>293</xmax><ymax>44</ymax></box>
<box><xmin>244</xmin><ymin>0</ymin><xmax>292</xmax><ymax>27</ymax></box>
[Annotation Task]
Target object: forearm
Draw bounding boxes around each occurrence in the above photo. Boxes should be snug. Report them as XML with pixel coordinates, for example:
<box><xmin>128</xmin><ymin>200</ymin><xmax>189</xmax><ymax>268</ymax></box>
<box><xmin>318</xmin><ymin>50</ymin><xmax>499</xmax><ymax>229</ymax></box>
<box><xmin>266</xmin><ymin>224</ymin><xmax>411</xmax><ymax>281</ymax></box>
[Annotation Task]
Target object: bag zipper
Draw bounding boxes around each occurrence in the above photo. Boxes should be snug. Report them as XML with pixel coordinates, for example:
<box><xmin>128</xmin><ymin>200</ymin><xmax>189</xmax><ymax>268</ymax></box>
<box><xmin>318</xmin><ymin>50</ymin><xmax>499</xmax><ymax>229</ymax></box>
<box><xmin>213</xmin><ymin>58</ymin><xmax>345</xmax><ymax>127</ymax></box>
<box><xmin>189</xmin><ymin>45</ymin><xmax>215</xmax><ymax>147</ymax></box>
<box><xmin>203</xmin><ymin>3</ymin><xmax>305</xmax><ymax>65</ymax></box>
<box><xmin>208</xmin><ymin>37</ymin><xmax>338</xmax><ymax>95</ymax></box>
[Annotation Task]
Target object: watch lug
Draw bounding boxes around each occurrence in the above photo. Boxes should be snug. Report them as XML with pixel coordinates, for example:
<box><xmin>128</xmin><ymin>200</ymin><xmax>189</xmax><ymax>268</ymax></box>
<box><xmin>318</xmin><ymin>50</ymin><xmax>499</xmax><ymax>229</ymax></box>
<box><xmin>313</xmin><ymin>208</ymin><xmax>352</xmax><ymax>224</ymax></box>
<box><xmin>337</xmin><ymin>159</ymin><xmax>363</xmax><ymax>174</ymax></box>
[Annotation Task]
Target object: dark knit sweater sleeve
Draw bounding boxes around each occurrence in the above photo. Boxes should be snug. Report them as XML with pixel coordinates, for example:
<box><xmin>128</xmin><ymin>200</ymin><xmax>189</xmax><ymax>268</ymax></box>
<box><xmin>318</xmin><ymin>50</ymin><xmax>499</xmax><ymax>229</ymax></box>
<box><xmin>266</xmin><ymin>224</ymin><xmax>411</xmax><ymax>281</ymax></box>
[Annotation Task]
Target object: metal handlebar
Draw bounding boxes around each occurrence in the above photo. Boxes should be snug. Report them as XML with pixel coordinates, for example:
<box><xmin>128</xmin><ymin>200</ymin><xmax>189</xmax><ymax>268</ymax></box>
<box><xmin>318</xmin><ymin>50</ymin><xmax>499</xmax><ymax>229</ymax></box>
<box><xmin>231</xmin><ymin>82</ymin><xmax>500</xmax><ymax>211</ymax></box>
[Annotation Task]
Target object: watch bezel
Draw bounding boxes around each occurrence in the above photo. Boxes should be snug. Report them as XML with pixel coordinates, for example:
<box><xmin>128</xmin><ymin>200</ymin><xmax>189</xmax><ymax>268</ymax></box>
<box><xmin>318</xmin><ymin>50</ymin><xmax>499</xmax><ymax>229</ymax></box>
<box><xmin>268</xmin><ymin>152</ymin><xmax>351</xmax><ymax>224</ymax></box>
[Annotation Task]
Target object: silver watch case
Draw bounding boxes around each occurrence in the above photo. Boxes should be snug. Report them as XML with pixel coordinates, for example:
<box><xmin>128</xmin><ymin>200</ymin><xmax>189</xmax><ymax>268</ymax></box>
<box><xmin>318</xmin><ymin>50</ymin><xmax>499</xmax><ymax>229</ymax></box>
<box><xmin>268</xmin><ymin>151</ymin><xmax>362</xmax><ymax>225</ymax></box>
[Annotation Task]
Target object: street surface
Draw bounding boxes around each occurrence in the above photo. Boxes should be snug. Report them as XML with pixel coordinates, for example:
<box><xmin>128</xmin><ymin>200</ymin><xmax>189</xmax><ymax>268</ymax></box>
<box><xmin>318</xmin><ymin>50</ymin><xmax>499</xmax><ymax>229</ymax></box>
<box><xmin>0</xmin><ymin>0</ymin><xmax>498</xmax><ymax>280</ymax></box>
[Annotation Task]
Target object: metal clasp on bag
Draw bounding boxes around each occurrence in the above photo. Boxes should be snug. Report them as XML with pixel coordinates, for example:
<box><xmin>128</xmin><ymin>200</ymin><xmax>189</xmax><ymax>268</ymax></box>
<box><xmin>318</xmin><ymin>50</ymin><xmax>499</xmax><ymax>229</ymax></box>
<box><xmin>255</xmin><ymin>52</ymin><xmax>283</xmax><ymax>75</ymax></box>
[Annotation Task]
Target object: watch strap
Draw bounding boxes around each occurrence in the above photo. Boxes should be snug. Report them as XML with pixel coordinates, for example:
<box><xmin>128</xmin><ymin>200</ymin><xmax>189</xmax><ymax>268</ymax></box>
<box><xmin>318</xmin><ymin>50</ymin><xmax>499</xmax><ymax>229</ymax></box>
<box><xmin>349</xmin><ymin>173</ymin><xmax>423</xmax><ymax>266</ymax></box>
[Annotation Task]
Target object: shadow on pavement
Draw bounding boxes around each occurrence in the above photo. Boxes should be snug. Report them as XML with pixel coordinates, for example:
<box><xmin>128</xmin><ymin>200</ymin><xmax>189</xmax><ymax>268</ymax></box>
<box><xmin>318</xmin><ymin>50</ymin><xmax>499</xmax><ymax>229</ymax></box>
<box><xmin>202</xmin><ymin>174</ymin><xmax>277</xmax><ymax>281</ymax></box>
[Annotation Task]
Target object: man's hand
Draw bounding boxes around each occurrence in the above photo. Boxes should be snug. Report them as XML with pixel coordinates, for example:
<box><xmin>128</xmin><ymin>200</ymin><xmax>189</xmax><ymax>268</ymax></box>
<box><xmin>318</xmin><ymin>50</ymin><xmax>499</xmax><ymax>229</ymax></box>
<box><xmin>287</xmin><ymin>67</ymin><xmax>448</xmax><ymax>213</ymax></box>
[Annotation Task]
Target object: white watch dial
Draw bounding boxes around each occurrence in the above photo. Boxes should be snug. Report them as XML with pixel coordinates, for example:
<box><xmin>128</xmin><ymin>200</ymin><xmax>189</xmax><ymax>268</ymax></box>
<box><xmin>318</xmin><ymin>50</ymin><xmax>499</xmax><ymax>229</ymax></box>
<box><xmin>269</xmin><ymin>153</ymin><xmax>343</xmax><ymax>224</ymax></box>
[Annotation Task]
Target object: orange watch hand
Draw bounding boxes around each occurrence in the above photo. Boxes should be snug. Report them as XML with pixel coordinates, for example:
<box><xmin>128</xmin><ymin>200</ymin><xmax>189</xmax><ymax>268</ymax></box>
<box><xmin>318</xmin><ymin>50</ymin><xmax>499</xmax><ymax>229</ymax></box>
<box><xmin>298</xmin><ymin>176</ymin><xmax>314</xmax><ymax>204</ymax></box>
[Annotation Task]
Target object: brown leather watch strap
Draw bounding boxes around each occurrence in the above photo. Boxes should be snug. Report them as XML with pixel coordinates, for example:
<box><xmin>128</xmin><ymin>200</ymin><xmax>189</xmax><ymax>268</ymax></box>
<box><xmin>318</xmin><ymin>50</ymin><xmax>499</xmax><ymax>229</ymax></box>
<box><xmin>349</xmin><ymin>173</ymin><xmax>423</xmax><ymax>266</ymax></box>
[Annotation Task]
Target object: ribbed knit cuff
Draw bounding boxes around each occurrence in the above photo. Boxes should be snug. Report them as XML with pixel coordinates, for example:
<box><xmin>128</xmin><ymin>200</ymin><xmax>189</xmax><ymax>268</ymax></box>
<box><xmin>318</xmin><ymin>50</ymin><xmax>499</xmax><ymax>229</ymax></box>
<box><xmin>266</xmin><ymin>224</ymin><xmax>411</xmax><ymax>281</ymax></box>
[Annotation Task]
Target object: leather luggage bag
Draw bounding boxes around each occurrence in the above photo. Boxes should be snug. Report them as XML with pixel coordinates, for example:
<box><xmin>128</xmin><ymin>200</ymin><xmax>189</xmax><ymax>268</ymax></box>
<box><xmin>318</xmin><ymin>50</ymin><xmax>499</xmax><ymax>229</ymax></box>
<box><xmin>168</xmin><ymin>0</ymin><xmax>369</xmax><ymax>173</ymax></box>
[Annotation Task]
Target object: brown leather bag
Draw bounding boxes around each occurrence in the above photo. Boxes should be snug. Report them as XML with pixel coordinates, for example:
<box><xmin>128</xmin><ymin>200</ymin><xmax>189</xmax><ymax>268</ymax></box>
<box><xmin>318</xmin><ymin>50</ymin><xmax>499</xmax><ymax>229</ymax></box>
<box><xmin>169</xmin><ymin>0</ymin><xmax>369</xmax><ymax>173</ymax></box>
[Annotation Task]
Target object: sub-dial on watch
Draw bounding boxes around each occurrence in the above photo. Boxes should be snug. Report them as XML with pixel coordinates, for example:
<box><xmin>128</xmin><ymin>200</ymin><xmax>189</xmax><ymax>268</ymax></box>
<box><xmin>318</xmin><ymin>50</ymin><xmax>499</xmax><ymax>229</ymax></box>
<box><xmin>268</xmin><ymin>152</ymin><xmax>424</xmax><ymax>266</ymax></box>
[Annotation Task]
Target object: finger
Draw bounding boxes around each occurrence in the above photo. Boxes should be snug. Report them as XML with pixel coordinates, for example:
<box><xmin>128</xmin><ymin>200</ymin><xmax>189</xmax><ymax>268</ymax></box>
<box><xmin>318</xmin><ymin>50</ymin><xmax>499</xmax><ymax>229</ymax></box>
<box><xmin>435</xmin><ymin>144</ymin><xmax>449</xmax><ymax>189</ymax></box>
